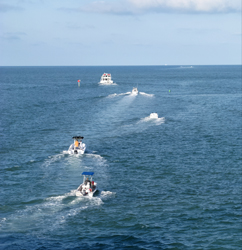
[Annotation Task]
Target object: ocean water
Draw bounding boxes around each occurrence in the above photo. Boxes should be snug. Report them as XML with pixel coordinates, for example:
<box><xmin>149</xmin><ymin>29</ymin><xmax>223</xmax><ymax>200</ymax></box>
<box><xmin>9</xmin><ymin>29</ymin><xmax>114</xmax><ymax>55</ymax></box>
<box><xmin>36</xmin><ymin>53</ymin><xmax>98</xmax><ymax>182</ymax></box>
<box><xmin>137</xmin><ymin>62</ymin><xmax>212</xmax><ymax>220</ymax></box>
<box><xmin>0</xmin><ymin>65</ymin><xmax>241</xmax><ymax>249</ymax></box>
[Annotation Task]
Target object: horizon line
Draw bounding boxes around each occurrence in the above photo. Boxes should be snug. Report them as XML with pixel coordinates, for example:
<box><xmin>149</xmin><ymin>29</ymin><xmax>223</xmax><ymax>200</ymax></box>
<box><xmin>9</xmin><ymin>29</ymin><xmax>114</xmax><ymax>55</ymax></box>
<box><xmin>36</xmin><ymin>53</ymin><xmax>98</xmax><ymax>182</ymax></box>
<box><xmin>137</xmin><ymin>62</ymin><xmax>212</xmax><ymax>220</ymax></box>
<box><xmin>0</xmin><ymin>64</ymin><xmax>241</xmax><ymax>67</ymax></box>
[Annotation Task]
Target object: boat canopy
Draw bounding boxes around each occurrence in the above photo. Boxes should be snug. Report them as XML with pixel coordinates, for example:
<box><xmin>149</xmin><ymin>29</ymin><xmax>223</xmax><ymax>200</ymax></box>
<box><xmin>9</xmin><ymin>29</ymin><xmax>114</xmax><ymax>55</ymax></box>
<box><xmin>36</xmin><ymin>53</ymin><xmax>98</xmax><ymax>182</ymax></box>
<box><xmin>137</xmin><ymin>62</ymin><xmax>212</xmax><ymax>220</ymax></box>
<box><xmin>82</xmin><ymin>172</ymin><xmax>94</xmax><ymax>176</ymax></box>
<box><xmin>72</xmin><ymin>136</ymin><xmax>84</xmax><ymax>140</ymax></box>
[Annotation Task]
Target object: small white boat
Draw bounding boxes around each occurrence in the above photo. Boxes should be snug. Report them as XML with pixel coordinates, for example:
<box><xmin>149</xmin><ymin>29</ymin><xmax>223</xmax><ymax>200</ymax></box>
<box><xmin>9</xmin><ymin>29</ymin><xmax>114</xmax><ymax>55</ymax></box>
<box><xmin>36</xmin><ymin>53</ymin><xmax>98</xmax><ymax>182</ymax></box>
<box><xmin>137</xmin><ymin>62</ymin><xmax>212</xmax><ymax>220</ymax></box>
<box><xmin>131</xmin><ymin>87</ymin><xmax>138</xmax><ymax>95</ymax></box>
<box><xmin>76</xmin><ymin>172</ymin><xmax>97</xmax><ymax>197</ymax></box>
<box><xmin>149</xmin><ymin>113</ymin><xmax>158</xmax><ymax>118</ymax></box>
<box><xmin>68</xmin><ymin>136</ymin><xmax>86</xmax><ymax>155</ymax></box>
<box><xmin>99</xmin><ymin>73</ymin><xmax>113</xmax><ymax>85</ymax></box>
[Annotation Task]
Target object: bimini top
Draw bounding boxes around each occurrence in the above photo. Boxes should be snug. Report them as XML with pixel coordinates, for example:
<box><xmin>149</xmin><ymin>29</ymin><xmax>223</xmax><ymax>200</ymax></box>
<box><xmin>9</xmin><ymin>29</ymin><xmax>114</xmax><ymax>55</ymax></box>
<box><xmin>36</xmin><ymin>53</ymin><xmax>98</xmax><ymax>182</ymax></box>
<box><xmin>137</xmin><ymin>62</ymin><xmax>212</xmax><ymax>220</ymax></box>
<box><xmin>72</xmin><ymin>136</ymin><xmax>84</xmax><ymax>140</ymax></box>
<box><xmin>82</xmin><ymin>172</ymin><xmax>94</xmax><ymax>176</ymax></box>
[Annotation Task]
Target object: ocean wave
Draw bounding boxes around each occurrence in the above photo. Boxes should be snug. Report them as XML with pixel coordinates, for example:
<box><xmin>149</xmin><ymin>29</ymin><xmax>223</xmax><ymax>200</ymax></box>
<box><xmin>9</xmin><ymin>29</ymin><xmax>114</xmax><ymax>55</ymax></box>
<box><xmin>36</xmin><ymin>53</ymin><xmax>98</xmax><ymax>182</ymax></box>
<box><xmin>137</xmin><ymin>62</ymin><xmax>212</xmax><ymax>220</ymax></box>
<box><xmin>0</xmin><ymin>217</ymin><xmax>6</xmax><ymax>227</ymax></box>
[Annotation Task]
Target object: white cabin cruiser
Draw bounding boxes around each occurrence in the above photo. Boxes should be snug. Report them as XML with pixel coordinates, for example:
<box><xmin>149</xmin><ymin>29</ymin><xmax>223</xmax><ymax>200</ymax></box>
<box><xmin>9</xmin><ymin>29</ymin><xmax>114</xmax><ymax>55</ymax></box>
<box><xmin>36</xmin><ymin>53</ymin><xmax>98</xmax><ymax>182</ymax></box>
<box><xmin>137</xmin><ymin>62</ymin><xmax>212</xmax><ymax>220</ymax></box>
<box><xmin>99</xmin><ymin>73</ymin><xmax>113</xmax><ymax>85</ymax></box>
<box><xmin>149</xmin><ymin>113</ymin><xmax>158</xmax><ymax>118</ymax></box>
<box><xmin>68</xmin><ymin>136</ymin><xmax>86</xmax><ymax>155</ymax></box>
<box><xmin>131</xmin><ymin>87</ymin><xmax>138</xmax><ymax>95</ymax></box>
<box><xmin>76</xmin><ymin>172</ymin><xmax>97</xmax><ymax>197</ymax></box>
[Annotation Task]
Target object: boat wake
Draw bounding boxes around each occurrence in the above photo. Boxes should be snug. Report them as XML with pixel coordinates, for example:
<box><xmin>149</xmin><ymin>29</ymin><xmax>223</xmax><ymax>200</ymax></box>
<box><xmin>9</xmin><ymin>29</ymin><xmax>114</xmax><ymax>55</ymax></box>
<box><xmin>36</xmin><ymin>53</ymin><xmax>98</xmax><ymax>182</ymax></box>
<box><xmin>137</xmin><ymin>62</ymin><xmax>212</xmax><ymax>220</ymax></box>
<box><xmin>42</xmin><ymin>153</ymin><xmax>65</xmax><ymax>168</ymax></box>
<box><xmin>85</xmin><ymin>153</ymin><xmax>108</xmax><ymax>168</ymax></box>
<box><xmin>0</xmin><ymin>188</ymin><xmax>115</xmax><ymax>233</ymax></box>
<box><xmin>107</xmin><ymin>92</ymin><xmax>131</xmax><ymax>98</ymax></box>
<box><xmin>107</xmin><ymin>91</ymin><xmax>153</xmax><ymax>98</ymax></box>
<box><xmin>100</xmin><ymin>190</ymin><xmax>116</xmax><ymax>199</ymax></box>
<box><xmin>113</xmin><ymin>113</ymin><xmax>165</xmax><ymax>136</ymax></box>
<box><xmin>94</xmin><ymin>94</ymin><xmax>137</xmax><ymax>136</ymax></box>
<box><xmin>139</xmin><ymin>92</ymin><xmax>154</xmax><ymax>97</ymax></box>
<box><xmin>62</xmin><ymin>150</ymin><xmax>85</xmax><ymax>157</ymax></box>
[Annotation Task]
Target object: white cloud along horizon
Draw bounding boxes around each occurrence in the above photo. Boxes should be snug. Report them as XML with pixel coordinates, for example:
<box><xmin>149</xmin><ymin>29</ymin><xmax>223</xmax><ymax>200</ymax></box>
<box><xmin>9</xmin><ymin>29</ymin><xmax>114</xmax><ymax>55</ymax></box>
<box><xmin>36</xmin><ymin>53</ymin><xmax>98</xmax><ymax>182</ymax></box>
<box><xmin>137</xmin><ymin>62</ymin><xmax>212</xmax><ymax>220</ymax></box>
<box><xmin>79</xmin><ymin>0</ymin><xmax>241</xmax><ymax>14</ymax></box>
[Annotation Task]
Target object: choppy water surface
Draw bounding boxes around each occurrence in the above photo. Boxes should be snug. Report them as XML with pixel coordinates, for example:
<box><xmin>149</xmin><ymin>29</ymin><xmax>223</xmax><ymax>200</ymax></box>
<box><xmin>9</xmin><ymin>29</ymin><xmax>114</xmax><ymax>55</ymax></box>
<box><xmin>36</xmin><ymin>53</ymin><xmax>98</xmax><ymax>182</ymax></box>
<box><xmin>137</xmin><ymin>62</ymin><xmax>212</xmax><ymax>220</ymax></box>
<box><xmin>0</xmin><ymin>66</ymin><xmax>241</xmax><ymax>249</ymax></box>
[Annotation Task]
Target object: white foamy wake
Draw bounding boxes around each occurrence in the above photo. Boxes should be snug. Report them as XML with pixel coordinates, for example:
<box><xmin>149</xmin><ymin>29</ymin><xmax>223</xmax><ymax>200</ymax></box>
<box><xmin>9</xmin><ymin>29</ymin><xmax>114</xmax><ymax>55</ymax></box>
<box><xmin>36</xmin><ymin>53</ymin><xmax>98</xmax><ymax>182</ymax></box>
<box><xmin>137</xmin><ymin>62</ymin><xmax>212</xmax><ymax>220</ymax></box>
<box><xmin>100</xmin><ymin>190</ymin><xmax>116</xmax><ymax>199</ymax></box>
<box><xmin>85</xmin><ymin>153</ymin><xmax>107</xmax><ymax>165</ymax></box>
<box><xmin>0</xmin><ymin>189</ymin><xmax>107</xmax><ymax>233</ymax></box>
<box><xmin>71</xmin><ymin>192</ymin><xmax>104</xmax><ymax>205</ymax></box>
<box><xmin>0</xmin><ymin>217</ymin><xmax>6</xmax><ymax>227</ymax></box>
<box><xmin>41</xmin><ymin>191</ymin><xmax>104</xmax><ymax>229</ymax></box>
<box><xmin>42</xmin><ymin>153</ymin><xmax>65</xmax><ymax>168</ymax></box>
<box><xmin>96</xmin><ymin>94</ymin><xmax>137</xmax><ymax>134</ymax></box>
<box><xmin>62</xmin><ymin>151</ymin><xmax>85</xmax><ymax>158</ymax></box>
<box><xmin>107</xmin><ymin>93</ymin><xmax>118</xmax><ymax>98</ymax></box>
<box><xmin>139</xmin><ymin>92</ymin><xmax>154</xmax><ymax>97</ymax></box>
<box><xmin>45</xmin><ymin>190</ymin><xmax>77</xmax><ymax>202</ymax></box>
<box><xmin>107</xmin><ymin>92</ymin><xmax>131</xmax><ymax>98</ymax></box>
<box><xmin>83</xmin><ymin>153</ymin><xmax>110</xmax><ymax>184</ymax></box>
<box><xmin>138</xmin><ymin>115</ymin><xmax>165</xmax><ymax>125</ymax></box>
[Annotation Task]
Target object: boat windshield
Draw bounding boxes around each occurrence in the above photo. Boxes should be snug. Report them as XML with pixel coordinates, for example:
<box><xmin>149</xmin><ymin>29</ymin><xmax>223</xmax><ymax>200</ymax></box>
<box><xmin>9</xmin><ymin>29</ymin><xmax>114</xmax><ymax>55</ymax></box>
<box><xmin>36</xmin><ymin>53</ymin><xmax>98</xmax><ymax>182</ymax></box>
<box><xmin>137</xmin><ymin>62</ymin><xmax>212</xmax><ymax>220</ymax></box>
<box><xmin>82</xmin><ymin>172</ymin><xmax>94</xmax><ymax>183</ymax></box>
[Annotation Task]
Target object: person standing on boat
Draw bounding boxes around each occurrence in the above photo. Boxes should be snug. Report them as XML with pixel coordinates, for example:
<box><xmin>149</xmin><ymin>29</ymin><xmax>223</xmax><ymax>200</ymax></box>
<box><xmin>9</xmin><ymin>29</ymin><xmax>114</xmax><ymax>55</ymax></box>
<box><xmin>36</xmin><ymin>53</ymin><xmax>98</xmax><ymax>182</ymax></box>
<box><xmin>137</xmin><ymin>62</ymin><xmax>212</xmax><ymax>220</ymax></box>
<box><xmin>74</xmin><ymin>140</ymin><xmax>79</xmax><ymax>149</ymax></box>
<box><xmin>85</xmin><ymin>177</ymin><xmax>91</xmax><ymax>186</ymax></box>
<box><xmin>79</xmin><ymin>140</ymin><xmax>82</xmax><ymax>149</ymax></box>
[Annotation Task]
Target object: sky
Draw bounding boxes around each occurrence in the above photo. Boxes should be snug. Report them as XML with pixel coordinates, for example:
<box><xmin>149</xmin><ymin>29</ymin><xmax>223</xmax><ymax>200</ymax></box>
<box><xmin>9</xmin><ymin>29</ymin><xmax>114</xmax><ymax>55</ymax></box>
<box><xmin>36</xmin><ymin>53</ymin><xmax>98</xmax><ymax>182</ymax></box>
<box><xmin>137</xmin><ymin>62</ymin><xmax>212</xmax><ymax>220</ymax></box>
<box><xmin>0</xmin><ymin>0</ymin><xmax>241</xmax><ymax>66</ymax></box>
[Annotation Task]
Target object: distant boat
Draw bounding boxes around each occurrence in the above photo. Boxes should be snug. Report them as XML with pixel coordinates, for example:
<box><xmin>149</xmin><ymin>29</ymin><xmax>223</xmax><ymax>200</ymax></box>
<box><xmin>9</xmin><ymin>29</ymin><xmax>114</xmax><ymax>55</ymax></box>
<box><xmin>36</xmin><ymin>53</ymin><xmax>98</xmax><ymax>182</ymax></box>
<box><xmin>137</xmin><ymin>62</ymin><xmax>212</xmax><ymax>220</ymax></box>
<box><xmin>67</xmin><ymin>136</ymin><xmax>86</xmax><ymax>155</ymax></box>
<box><xmin>99</xmin><ymin>73</ymin><xmax>114</xmax><ymax>85</ymax></box>
<box><xmin>149</xmin><ymin>113</ymin><xmax>158</xmax><ymax>118</ymax></box>
<box><xmin>131</xmin><ymin>87</ymin><xmax>138</xmax><ymax>95</ymax></box>
<box><xmin>76</xmin><ymin>172</ymin><xmax>98</xmax><ymax>197</ymax></box>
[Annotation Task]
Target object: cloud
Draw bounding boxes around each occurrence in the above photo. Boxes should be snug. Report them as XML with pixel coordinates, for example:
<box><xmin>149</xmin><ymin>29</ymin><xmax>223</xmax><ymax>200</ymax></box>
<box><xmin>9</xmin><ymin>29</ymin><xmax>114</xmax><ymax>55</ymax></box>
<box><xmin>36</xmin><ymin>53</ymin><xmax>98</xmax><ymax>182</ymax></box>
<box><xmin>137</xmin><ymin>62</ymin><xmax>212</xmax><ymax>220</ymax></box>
<box><xmin>129</xmin><ymin>0</ymin><xmax>241</xmax><ymax>13</ymax></box>
<box><xmin>0</xmin><ymin>3</ymin><xmax>23</xmax><ymax>12</ymax></box>
<box><xmin>0</xmin><ymin>32</ymin><xmax>26</xmax><ymax>41</ymax></box>
<box><xmin>78</xmin><ymin>0</ymin><xmax>241</xmax><ymax>14</ymax></box>
<box><xmin>76</xmin><ymin>1</ymin><xmax>134</xmax><ymax>15</ymax></box>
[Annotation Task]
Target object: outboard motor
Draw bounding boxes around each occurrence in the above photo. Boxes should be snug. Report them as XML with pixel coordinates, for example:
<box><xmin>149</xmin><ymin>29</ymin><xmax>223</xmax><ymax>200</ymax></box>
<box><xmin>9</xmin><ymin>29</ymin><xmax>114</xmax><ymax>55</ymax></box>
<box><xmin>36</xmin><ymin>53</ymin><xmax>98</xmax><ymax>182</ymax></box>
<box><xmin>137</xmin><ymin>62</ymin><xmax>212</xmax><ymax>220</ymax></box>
<box><xmin>74</xmin><ymin>150</ymin><xmax>78</xmax><ymax>154</ymax></box>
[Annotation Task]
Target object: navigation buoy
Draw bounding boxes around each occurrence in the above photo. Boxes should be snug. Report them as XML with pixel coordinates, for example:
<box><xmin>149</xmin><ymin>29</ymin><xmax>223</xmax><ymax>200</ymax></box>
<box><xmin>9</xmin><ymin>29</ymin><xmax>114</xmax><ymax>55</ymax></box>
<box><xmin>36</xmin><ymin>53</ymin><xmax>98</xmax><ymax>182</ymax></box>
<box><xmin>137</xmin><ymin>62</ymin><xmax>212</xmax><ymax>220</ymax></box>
<box><xmin>169</xmin><ymin>89</ymin><xmax>171</xmax><ymax>92</ymax></box>
<box><xmin>77</xmin><ymin>79</ymin><xmax>81</xmax><ymax>87</ymax></box>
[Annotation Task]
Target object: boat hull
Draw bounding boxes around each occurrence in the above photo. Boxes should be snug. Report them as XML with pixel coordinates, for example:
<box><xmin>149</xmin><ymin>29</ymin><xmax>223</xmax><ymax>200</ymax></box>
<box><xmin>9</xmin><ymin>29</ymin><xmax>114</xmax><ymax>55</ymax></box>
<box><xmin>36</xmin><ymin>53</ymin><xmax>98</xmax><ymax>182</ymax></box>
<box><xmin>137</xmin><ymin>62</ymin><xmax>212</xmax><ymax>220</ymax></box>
<box><xmin>76</xmin><ymin>189</ymin><xmax>97</xmax><ymax>197</ymax></box>
<box><xmin>68</xmin><ymin>143</ymin><xmax>86</xmax><ymax>155</ymax></box>
<box><xmin>131</xmin><ymin>87</ymin><xmax>138</xmax><ymax>95</ymax></box>
<box><xmin>99</xmin><ymin>80</ymin><xmax>114</xmax><ymax>85</ymax></box>
<box><xmin>76</xmin><ymin>183</ymin><xmax>97</xmax><ymax>197</ymax></box>
<box><xmin>149</xmin><ymin>113</ymin><xmax>158</xmax><ymax>118</ymax></box>
<box><xmin>68</xmin><ymin>148</ymin><xmax>85</xmax><ymax>155</ymax></box>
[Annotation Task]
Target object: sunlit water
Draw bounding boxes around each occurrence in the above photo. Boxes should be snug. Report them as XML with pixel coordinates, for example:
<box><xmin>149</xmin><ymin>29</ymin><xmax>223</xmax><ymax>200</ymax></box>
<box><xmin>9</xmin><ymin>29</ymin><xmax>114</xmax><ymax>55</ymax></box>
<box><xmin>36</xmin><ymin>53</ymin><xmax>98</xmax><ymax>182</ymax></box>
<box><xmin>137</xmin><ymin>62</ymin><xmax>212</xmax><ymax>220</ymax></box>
<box><xmin>0</xmin><ymin>66</ymin><xmax>241</xmax><ymax>249</ymax></box>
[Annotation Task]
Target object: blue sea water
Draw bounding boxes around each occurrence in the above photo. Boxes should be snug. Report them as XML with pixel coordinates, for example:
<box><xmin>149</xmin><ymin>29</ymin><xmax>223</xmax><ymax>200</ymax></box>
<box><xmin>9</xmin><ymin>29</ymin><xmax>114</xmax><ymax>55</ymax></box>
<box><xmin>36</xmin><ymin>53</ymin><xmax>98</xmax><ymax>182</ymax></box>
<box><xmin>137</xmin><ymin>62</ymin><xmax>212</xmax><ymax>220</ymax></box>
<box><xmin>0</xmin><ymin>65</ymin><xmax>241</xmax><ymax>250</ymax></box>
